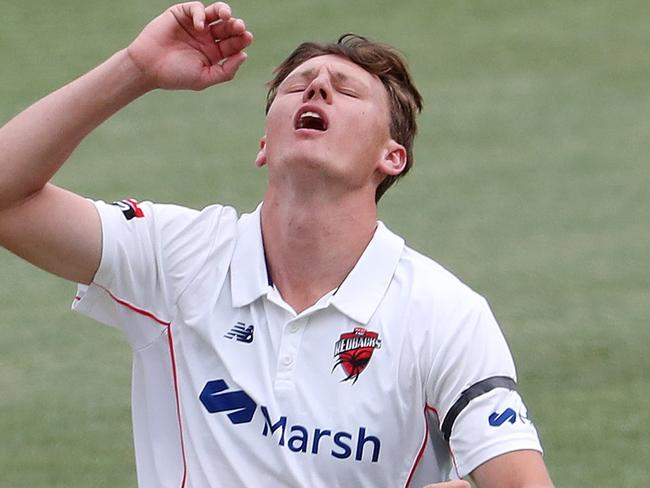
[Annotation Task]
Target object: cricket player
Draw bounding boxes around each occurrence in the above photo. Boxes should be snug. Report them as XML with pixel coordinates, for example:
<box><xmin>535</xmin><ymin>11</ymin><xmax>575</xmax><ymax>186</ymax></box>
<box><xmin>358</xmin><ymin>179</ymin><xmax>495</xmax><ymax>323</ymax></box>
<box><xmin>0</xmin><ymin>2</ymin><xmax>554</xmax><ymax>487</ymax></box>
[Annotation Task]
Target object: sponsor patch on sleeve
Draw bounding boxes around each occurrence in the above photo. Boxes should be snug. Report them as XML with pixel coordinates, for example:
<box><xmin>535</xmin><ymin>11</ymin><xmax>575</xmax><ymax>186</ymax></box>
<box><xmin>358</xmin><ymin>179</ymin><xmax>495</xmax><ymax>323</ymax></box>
<box><xmin>111</xmin><ymin>199</ymin><xmax>145</xmax><ymax>220</ymax></box>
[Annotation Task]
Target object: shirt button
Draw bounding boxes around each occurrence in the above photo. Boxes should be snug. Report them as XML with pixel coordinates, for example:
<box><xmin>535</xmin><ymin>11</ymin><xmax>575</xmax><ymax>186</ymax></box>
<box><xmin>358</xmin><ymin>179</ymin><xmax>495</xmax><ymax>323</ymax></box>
<box><xmin>282</xmin><ymin>356</ymin><xmax>293</xmax><ymax>366</ymax></box>
<box><xmin>289</xmin><ymin>323</ymin><xmax>299</xmax><ymax>333</ymax></box>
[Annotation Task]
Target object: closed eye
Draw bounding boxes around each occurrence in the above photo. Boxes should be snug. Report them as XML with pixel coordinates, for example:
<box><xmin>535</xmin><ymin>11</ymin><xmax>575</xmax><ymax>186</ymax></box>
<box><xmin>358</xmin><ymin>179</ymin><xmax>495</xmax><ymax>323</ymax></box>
<box><xmin>285</xmin><ymin>85</ymin><xmax>306</xmax><ymax>94</ymax></box>
<box><xmin>337</xmin><ymin>86</ymin><xmax>360</xmax><ymax>98</ymax></box>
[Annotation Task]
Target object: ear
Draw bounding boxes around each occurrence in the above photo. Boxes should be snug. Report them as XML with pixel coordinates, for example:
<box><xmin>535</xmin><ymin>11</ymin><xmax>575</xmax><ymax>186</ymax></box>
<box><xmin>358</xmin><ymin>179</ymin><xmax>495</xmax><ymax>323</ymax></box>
<box><xmin>255</xmin><ymin>136</ymin><xmax>266</xmax><ymax>168</ymax></box>
<box><xmin>255</xmin><ymin>137</ymin><xmax>267</xmax><ymax>167</ymax></box>
<box><xmin>378</xmin><ymin>140</ymin><xmax>407</xmax><ymax>177</ymax></box>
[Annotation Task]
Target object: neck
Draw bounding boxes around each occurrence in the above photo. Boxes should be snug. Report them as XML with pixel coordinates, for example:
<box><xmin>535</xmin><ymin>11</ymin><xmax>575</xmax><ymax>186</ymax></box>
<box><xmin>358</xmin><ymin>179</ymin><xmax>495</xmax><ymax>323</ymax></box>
<box><xmin>261</xmin><ymin>188</ymin><xmax>377</xmax><ymax>313</ymax></box>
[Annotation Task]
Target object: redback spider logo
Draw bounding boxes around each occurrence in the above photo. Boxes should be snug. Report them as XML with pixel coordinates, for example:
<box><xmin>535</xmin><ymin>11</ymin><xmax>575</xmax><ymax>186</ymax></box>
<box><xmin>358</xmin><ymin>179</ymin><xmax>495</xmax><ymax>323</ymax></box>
<box><xmin>332</xmin><ymin>327</ymin><xmax>382</xmax><ymax>384</ymax></box>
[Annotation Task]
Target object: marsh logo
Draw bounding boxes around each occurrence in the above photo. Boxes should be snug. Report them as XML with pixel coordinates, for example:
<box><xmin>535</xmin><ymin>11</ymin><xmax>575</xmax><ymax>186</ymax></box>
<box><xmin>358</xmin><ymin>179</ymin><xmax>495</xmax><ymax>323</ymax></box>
<box><xmin>199</xmin><ymin>379</ymin><xmax>382</xmax><ymax>462</ymax></box>
<box><xmin>199</xmin><ymin>379</ymin><xmax>256</xmax><ymax>424</ymax></box>
<box><xmin>489</xmin><ymin>407</ymin><xmax>531</xmax><ymax>427</ymax></box>
<box><xmin>111</xmin><ymin>199</ymin><xmax>144</xmax><ymax>220</ymax></box>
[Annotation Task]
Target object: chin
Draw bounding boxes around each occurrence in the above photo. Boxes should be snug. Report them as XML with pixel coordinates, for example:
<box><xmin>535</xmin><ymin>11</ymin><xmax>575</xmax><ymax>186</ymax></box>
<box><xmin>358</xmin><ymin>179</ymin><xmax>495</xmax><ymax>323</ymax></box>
<box><xmin>274</xmin><ymin>152</ymin><xmax>331</xmax><ymax>171</ymax></box>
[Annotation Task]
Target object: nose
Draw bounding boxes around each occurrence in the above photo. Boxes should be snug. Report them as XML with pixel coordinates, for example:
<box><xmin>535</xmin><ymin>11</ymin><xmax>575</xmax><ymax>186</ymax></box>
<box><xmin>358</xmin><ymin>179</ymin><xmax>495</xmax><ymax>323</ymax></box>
<box><xmin>302</xmin><ymin>74</ymin><xmax>332</xmax><ymax>104</ymax></box>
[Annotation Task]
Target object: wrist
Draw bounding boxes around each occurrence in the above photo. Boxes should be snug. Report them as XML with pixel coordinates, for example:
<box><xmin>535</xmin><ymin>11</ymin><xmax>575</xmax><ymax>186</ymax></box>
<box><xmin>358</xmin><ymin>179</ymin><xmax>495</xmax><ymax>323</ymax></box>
<box><xmin>112</xmin><ymin>48</ymin><xmax>158</xmax><ymax>98</ymax></box>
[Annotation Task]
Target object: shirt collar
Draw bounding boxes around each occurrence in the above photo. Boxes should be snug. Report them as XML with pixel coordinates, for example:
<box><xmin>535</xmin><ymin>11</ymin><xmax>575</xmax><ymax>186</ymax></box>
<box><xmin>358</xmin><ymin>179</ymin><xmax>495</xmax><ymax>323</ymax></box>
<box><xmin>230</xmin><ymin>204</ymin><xmax>405</xmax><ymax>324</ymax></box>
<box><xmin>330</xmin><ymin>222</ymin><xmax>404</xmax><ymax>324</ymax></box>
<box><xmin>230</xmin><ymin>204</ymin><xmax>270</xmax><ymax>308</ymax></box>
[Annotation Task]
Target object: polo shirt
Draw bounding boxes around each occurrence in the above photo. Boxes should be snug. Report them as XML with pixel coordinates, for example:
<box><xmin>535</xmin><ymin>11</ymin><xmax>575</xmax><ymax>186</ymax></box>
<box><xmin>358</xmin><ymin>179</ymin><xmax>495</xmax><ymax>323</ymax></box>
<box><xmin>73</xmin><ymin>199</ymin><xmax>542</xmax><ymax>487</ymax></box>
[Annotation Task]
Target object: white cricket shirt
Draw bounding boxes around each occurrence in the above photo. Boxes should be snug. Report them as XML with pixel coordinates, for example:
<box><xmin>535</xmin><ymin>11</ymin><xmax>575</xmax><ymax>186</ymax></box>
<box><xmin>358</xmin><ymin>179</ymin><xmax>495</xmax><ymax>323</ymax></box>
<box><xmin>73</xmin><ymin>200</ymin><xmax>542</xmax><ymax>487</ymax></box>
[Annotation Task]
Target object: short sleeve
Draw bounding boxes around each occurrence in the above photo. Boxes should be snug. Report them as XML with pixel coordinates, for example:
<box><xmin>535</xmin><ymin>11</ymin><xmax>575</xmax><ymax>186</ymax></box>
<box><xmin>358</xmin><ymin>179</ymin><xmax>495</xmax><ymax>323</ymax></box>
<box><xmin>72</xmin><ymin>199</ymin><xmax>234</xmax><ymax>349</ymax></box>
<box><xmin>426</xmin><ymin>295</ymin><xmax>542</xmax><ymax>477</ymax></box>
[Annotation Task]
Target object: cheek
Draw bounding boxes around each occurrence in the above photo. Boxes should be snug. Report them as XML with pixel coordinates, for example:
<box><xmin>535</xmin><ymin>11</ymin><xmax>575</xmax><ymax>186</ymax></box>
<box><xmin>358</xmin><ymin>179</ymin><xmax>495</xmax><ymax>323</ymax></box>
<box><xmin>266</xmin><ymin>101</ymin><xmax>293</xmax><ymax>130</ymax></box>
<box><xmin>352</xmin><ymin>105</ymin><xmax>389</xmax><ymax>133</ymax></box>
<box><xmin>354</xmin><ymin>111</ymin><xmax>391</xmax><ymax>147</ymax></box>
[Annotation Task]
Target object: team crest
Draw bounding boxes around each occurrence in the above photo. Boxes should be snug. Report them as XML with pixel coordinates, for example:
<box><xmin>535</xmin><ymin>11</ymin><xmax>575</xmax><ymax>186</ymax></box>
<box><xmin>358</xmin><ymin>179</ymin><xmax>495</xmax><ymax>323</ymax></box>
<box><xmin>332</xmin><ymin>327</ymin><xmax>382</xmax><ymax>384</ymax></box>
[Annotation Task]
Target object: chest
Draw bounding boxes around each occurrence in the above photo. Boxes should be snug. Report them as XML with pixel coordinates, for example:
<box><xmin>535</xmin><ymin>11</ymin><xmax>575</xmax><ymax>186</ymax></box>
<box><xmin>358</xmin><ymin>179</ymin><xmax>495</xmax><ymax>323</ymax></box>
<box><xmin>174</xmin><ymin>280</ymin><xmax>427</xmax><ymax>462</ymax></box>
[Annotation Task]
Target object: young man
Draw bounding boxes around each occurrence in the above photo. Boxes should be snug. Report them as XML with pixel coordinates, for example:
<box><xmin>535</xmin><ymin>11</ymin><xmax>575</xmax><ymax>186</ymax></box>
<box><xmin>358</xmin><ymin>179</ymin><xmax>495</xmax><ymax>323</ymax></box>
<box><xmin>0</xmin><ymin>2</ymin><xmax>554</xmax><ymax>487</ymax></box>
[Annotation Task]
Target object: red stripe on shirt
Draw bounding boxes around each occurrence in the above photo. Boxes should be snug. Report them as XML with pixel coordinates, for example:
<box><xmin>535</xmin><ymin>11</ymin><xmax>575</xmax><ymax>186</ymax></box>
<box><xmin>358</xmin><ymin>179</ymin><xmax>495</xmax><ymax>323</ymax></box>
<box><xmin>448</xmin><ymin>443</ymin><xmax>462</xmax><ymax>479</ymax></box>
<box><xmin>405</xmin><ymin>405</ymin><xmax>438</xmax><ymax>487</ymax></box>
<box><xmin>93</xmin><ymin>283</ymin><xmax>170</xmax><ymax>327</ymax></box>
<box><xmin>167</xmin><ymin>325</ymin><xmax>188</xmax><ymax>488</ymax></box>
<box><xmin>87</xmin><ymin>285</ymin><xmax>186</xmax><ymax>485</ymax></box>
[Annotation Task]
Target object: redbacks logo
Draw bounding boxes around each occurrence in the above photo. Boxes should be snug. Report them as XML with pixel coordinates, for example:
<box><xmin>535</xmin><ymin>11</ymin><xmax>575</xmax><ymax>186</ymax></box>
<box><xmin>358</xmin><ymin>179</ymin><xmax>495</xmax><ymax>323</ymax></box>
<box><xmin>111</xmin><ymin>199</ymin><xmax>144</xmax><ymax>220</ymax></box>
<box><xmin>332</xmin><ymin>327</ymin><xmax>382</xmax><ymax>384</ymax></box>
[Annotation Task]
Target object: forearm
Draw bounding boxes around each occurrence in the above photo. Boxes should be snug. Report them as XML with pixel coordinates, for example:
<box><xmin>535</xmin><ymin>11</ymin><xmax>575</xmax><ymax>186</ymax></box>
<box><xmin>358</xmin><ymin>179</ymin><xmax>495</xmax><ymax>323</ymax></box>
<box><xmin>0</xmin><ymin>49</ymin><xmax>151</xmax><ymax>209</ymax></box>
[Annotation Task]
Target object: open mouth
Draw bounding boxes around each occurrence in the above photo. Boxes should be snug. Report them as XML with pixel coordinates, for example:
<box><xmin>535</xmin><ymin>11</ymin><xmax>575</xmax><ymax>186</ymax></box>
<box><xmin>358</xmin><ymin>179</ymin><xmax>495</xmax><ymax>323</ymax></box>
<box><xmin>294</xmin><ymin>109</ymin><xmax>328</xmax><ymax>131</ymax></box>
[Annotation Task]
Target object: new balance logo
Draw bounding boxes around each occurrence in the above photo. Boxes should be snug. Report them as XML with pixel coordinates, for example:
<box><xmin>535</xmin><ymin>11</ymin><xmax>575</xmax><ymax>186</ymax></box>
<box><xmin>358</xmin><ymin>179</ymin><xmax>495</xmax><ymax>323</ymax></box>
<box><xmin>224</xmin><ymin>322</ymin><xmax>254</xmax><ymax>343</ymax></box>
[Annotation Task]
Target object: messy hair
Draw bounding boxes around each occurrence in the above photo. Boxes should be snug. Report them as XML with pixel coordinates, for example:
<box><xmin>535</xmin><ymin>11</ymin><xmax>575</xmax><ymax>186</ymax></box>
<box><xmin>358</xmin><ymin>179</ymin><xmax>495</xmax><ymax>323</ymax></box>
<box><xmin>266</xmin><ymin>34</ymin><xmax>423</xmax><ymax>202</ymax></box>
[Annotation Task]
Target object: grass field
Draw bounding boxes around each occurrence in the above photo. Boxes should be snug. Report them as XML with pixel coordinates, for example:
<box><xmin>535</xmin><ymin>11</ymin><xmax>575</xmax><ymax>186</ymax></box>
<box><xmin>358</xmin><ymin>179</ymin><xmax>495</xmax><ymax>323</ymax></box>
<box><xmin>1</xmin><ymin>0</ymin><xmax>649</xmax><ymax>486</ymax></box>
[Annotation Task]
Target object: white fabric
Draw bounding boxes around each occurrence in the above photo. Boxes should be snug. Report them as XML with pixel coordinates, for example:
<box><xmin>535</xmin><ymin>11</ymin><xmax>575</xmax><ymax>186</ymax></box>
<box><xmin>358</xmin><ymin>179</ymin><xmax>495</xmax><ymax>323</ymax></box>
<box><xmin>73</xmin><ymin>200</ymin><xmax>542</xmax><ymax>487</ymax></box>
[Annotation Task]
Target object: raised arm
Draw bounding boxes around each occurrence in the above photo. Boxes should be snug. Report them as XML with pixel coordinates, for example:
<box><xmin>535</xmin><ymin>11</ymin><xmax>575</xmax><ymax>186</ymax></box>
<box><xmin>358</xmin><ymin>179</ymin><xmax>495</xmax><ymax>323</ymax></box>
<box><xmin>0</xmin><ymin>1</ymin><xmax>252</xmax><ymax>284</ymax></box>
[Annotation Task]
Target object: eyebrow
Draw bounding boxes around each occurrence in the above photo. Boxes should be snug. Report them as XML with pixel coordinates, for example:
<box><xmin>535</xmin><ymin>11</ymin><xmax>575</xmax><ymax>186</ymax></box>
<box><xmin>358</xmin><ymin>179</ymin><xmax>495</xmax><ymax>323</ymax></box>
<box><xmin>285</xmin><ymin>67</ymin><xmax>365</xmax><ymax>89</ymax></box>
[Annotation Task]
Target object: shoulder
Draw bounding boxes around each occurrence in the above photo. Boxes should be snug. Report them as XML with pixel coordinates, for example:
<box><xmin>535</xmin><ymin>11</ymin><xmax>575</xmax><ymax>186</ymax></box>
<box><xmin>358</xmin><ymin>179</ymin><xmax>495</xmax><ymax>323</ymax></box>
<box><xmin>136</xmin><ymin>200</ymin><xmax>239</xmax><ymax>230</ymax></box>
<box><xmin>395</xmin><ymin>242</ymin><xmax>487</xmax><ymax>314</ymax></box>
<box><xmin>97</xmin><ymin>199</ymin><xmax>241</xmax><ymax>244</ymax></box>
<box><xmin>93</xmin><ymin>198</ymin><xmax>243</xmax><ymax>288</ymax></box>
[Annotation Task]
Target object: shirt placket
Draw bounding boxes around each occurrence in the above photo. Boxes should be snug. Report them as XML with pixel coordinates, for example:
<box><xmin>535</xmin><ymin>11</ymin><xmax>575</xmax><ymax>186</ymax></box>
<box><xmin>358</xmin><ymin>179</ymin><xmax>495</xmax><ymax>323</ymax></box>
<box><xmin>274</xmin><ymin>315</ymin><xmax>309</xmax><ymax>389</ymax></box>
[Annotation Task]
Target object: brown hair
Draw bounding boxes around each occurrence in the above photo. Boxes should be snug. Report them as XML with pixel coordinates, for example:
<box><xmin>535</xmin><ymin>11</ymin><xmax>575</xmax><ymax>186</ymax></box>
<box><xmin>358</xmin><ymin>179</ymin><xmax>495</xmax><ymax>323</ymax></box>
<box><xmin>266</xmin><ymin>34</ymin><xmax>423</xmax><ymax>202</ymax></box>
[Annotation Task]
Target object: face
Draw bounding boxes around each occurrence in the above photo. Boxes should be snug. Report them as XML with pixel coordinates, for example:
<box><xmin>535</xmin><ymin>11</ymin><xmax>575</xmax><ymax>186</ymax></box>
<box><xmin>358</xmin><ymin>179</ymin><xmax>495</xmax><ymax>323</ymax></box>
<box><xmin>257</xmin><ymin>54</ymin><xmax>406</xmax><ymax>198</ymax></box>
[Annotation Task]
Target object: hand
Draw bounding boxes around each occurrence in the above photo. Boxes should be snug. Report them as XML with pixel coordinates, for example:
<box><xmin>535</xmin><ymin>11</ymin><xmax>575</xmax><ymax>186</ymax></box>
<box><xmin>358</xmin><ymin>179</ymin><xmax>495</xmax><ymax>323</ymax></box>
<box><xmin>423</xmin><ymin>481</ymin><xmax>471</xmax><ymax>488</ymax></box>
<box><xmin>126</xmin><ymin>1</ymin><xmax>253</xmax><ymax>91</ymax></box>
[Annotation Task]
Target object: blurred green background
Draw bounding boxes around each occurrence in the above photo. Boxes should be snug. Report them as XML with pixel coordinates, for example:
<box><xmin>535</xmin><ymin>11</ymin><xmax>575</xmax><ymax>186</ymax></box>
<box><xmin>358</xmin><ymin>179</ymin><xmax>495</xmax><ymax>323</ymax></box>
<box><xmin>1</xmin><ymin>0</ymin><xmax>648</xmax><ymax>486</ymax></box>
